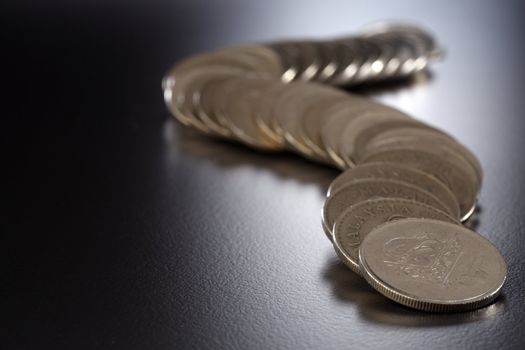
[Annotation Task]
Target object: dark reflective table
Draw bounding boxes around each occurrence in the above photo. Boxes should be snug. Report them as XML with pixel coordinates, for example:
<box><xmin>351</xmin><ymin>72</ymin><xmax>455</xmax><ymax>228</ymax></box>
<box><xmin>4</xmin><ymin>1</ymin><xmax>525</xmax><ymax>349</ymax></box>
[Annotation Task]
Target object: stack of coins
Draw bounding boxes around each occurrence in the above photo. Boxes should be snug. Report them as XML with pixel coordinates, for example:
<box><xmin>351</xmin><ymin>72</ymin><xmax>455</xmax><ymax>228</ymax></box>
<box><xmin>162</xmin><ymin>23</ymin><xmax>506</xmax><ymax>312</ymax></box>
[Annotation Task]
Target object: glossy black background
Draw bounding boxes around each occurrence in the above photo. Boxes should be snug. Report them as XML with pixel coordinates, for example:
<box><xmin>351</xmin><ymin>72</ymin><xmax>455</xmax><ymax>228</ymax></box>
<box><xmin>4</xmin><ymin>1</ymin><xmax>525</xmax><ymax>349</ymax></box>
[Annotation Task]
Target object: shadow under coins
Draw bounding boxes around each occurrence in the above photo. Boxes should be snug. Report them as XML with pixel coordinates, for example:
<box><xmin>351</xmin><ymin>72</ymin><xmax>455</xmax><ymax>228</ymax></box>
<box><xmin>164</xmin><ymin>117</ymin><xmax>340</xmax><ymax>192</ymax></box>
<box><xmin>323</xmin><ymin>256</ymin><xmax>505</xmax><ymax>327</ymax></box>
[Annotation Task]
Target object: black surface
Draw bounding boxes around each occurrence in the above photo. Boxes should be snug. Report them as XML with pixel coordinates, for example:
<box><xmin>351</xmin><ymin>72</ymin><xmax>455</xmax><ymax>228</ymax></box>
<box><xmin>4</xmin><ymin>1</ymin><xmax>525</xmax><ymax>349</ymax></box>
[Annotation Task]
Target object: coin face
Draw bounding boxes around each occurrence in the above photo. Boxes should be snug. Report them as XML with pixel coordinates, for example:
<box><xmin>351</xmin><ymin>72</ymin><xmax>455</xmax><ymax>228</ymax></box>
<box><xmin>322</xmin><ymin>178</ymin><xmax>452</xmax><ymax>239</ymax></box>
<box><xmin>361</xmin><ymin>147</ymin><xmax>478</xmax><ymax>221</ymax></box>
<box><xmin>333</xmin><ymin>198</ymin><xmax>457</xmax><ymax>273</ymax></box>
<box><xmin>327</xmin><ymin>162</ymin><xmax>460</xmax><ymax>220</ymax></box>
<box><xmin>359</xmin><ymin>218</ymin><xmax>506</xmax><ymax>312</ymax></box>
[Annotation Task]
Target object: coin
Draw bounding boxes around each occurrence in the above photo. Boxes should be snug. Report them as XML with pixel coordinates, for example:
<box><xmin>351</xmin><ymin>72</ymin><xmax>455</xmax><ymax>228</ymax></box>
<box><xmin>333</xmin><ymin>198</ymin><xmax>457</xmax><ymax>274</ymax></box>
<box><xmin>363</xmin><ymin>127</ymin><xmax>483</xmax><ymax>186</ymax></box>
<box><xmin>322</xmin><ymin>178</ymin><xmax>452</xmax><ymax>239</ymax></box>
<box><xmin>361</xmin><ymin>147</ymin><xmax>478</xmax><ymax>221</ymax></box>
<box><xmin>327</xmin><ymin>162</ymin><xmax>460</xmax><ymax>219</ymax></box>
<box><xmin>338</xmin><ymin>111</ymin><xmax>413</xmax><ymax>167</ymax></box>
<box><xmin>359</xmin><ymin>218</ymin><xmax>506</xmax><ymax>312</ymax></box>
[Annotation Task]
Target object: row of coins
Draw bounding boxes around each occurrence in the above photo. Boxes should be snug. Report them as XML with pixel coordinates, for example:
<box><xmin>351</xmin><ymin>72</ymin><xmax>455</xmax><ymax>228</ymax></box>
<box><xmin>162</xmin><ymin>24</ymin><xmax>506</xmax><ymax>312</ymax></box>
<box><xmin>269</xmin><ymin>23</ymin><xmax>441</xmax><ymax>86</ymax></box>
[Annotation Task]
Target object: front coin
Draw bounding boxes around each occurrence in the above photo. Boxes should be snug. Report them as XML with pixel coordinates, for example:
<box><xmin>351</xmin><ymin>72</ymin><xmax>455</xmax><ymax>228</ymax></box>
<box><xmin>359</xmin><ymin>218</ymin><xmax>506</xmax><ymax>312</ymax></box>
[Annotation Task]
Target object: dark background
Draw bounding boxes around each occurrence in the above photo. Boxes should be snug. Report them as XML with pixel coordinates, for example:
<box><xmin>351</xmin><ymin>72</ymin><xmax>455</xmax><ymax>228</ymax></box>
<box><xmin>3</xmin><ymin>0</ymin><xmax>525</xmax><ymax>349</ymax></box>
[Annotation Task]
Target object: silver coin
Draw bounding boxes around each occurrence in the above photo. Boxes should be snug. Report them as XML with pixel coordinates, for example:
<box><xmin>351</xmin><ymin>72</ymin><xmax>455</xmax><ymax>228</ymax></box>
<box><xmin>359</xmin><ymin>218</ymin><xmax>506</xmax><ymax>312</ymax></box>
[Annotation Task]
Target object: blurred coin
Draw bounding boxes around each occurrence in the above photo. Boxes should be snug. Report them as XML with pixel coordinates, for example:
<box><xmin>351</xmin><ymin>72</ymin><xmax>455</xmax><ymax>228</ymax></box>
<box><xmin>195</xmin><ymin>74</ymin><xmax>238</xmax><ymax>137</ymax></box>
<box><xmin>163</xmin><ymin>67</ymin><xmax>241</xmax><ymax>133</ymax></box>
<box><xmin>222</xmin><ymin>77</ymin><xmax>284</xmax><ymax>150</ymax></box>
<box><xmin>327</xmin><ymin>162</ymin><xmax>460</xmax><ymax>219</ymax></box>
<box><xmin>294</xmin><ymin>41</ymin><xmax>323</xmax><ymax>81</ymax></box>
<box><xmin>322</xmin><ymin>178</ymin><xmax>451</xmax><ymax>240</ymax></box>
<box><xmin>333</xmin><ymin>198</ymin><xmax>457</xmax><ymax>273</ymax></box>
<box><xmin>320</xmin><ymin>99</ymin><xmax>402</xmax><ymax>168</ymax></box>
<box><xmin>252</xmin><ymin>82</ymin><xmax>290</xmax><ymax>146</ymax></box>
<box><xmin>267</xmin><ymin>41</ymin><xmax>303</xmax><ymax>82</ymax></box>
<box><xmin>273</xmin><ymin>82</ymin><xmax>345</xmax><ymax>158</ymax></box>
<box><xmin>312</xmin><ymin>41</ymin><xmax>341</xmax><ymax>83</ymax></box>
<box><xmin>359</xmin><ymin>218</ymin><xmax>506</xmax><ymax>312</ymax></box>
<box><xmin>299</xmin><ymin>95</ymin><xmax>351</xmax><ymax>162</ymax></box>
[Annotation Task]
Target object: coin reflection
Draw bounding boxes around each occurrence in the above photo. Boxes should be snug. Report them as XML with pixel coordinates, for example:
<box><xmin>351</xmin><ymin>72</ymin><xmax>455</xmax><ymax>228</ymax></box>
<box><xmin>163</xmin><ymin>117</ymin><xmax>339</xmax><ymax>191</ymax></box>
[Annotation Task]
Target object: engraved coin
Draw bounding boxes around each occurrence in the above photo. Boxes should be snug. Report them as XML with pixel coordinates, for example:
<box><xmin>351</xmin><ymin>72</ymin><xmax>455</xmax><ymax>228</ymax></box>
<box><xmin>359</xmin><ymin>218</ymin><xmax>506</xmax><ymax>312</ymax></box>
<box><xmin>322</xmin><ymin>178</ymin><xmax>451</xmax><ymax>240</ymax></box>
<box><xmin>361</xmin><ymin>147</ymin><xmax>478</xmax><ymax>221</ymax></box>
<box><xmin>333</xmin><ymin>198</ymin><xmax>457</xmax><ymax>274</ymax></box>
<box><xmin>327</xmin><ymin>162</ymin><xmax>460</xmax><ymax>220</ymax></box>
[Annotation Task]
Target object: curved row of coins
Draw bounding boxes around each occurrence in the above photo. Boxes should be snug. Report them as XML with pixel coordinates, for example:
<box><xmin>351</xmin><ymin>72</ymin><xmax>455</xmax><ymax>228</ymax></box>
<box><xmin>163</xmin><ymin>23</ymin><xmax>506</xmax><ymax>312</ymax></box>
